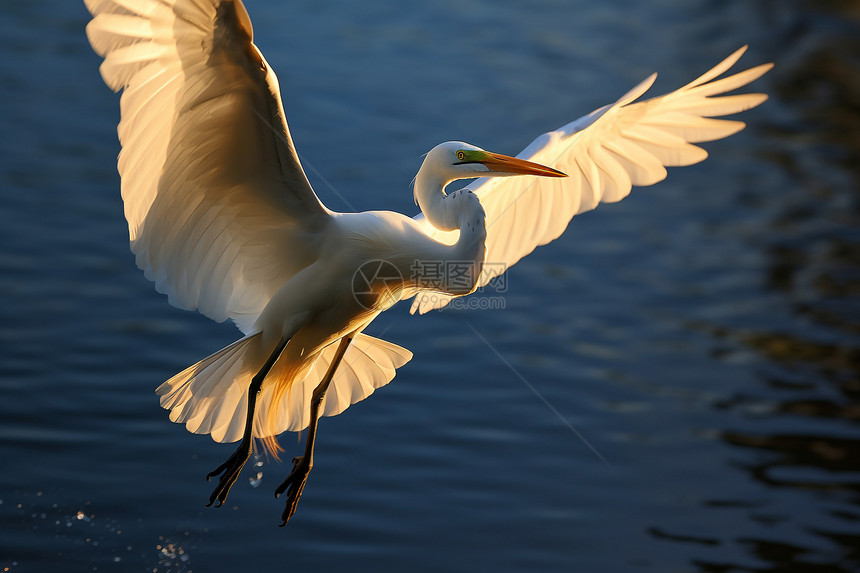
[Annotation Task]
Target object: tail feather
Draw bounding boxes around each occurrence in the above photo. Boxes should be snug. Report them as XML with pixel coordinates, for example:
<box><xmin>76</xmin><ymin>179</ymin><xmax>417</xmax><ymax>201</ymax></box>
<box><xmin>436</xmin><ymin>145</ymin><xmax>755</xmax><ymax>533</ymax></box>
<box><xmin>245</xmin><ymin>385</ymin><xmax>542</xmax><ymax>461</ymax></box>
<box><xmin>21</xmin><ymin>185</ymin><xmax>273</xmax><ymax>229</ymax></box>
<box><xmin>157</xmin><ymin>332</ymin><xmax>262</xmax><ymax>438</ymax></box>
<box><xmin>159</xmin><ymin>333</ymin><xmax>251</xmax><ymax>412</ymax></box>
<box><xmin>156</xmin><ymin>332</ymin><xmax>412</xmax><ymax>445</ymax></box>
<box><xmin>322</xmin><ymin>335</ymin><xmax>412</xmax><ymax>416</ymax></box>
<box><xmin>257</xmin><ymin>333</ymin><xmax>413</xmax><ymax>437</ymax></box>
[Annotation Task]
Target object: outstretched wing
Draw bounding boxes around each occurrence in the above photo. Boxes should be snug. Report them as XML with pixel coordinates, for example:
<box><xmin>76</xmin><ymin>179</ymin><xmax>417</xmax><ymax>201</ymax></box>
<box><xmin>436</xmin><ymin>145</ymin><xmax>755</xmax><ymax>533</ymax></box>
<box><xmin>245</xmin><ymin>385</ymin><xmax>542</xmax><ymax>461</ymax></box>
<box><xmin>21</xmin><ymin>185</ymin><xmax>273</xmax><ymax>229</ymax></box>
<box><xmin>85</xmin><ymin>0</ymin><xmax>330</xmax><ymax>333</ymax></box>
<box><xmin>410</xmin><ymin>46</ymin><xmax>772</xmax><ymax>314</ymax></box>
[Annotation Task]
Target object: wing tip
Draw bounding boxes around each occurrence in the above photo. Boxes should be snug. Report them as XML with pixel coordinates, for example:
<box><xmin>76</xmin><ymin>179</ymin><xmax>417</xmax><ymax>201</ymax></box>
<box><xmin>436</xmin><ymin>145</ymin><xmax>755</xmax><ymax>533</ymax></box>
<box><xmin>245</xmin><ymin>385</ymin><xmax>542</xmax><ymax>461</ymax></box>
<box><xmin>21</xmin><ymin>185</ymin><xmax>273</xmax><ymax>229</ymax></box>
<box><xmin>618</xmin><ymin>73</ymin><xmax>657</xmax><ymax>107</ymax></box>
<box><xmin>232</xmin><ymin>0</ymin><xmax>255</xmax><ymax>41</ymax></box>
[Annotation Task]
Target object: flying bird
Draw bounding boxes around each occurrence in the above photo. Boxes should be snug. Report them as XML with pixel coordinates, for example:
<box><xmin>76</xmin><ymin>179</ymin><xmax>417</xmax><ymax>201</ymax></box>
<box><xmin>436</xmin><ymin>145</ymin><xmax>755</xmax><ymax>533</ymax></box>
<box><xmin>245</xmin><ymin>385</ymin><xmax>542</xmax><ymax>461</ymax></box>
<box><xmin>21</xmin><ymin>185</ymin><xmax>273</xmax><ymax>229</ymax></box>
<box><xmin>83</xmin><ymin>0</ymin><xmax>772</xmax><ymax>525</ymax></box>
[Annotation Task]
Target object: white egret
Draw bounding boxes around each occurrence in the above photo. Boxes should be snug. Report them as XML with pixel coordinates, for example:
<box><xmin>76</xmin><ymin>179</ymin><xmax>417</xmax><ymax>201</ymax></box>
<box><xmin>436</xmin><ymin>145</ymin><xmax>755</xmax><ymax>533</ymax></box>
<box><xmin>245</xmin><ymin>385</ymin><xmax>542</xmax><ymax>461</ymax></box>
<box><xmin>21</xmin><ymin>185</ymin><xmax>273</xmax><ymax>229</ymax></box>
<box><xmin>84</xmin><ymin>0</ymin><xmax>772</xmax><ymax>524</ymax></box>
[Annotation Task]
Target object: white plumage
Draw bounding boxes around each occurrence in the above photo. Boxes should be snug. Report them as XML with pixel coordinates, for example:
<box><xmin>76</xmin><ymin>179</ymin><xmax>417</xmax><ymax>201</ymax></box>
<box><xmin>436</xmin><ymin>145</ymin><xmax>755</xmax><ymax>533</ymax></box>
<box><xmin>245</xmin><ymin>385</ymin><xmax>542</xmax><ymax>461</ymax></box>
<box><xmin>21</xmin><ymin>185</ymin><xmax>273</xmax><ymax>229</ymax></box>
<box><xmin>156</xmin><ymin>332</ymin><xmax>412</xmax><ymax>442</ymax></box>
<box><xmin>85</xmin><ymin>0</ymin><xmax>411</xmax><ymax>444</ymax></box>
<box><xmin>411</xmin><ymin>47</ymin><xmax>772</xmax><ymax>314</ymax></box>
<box><xmin>84</xmin><ymin>0</ymin><xmax>770</xmax><ymax>521</ymax></box>
<box><xmin>86</xmin><ymin>0</ymin><xmax>328</xmax><ymax>332</ymax></box>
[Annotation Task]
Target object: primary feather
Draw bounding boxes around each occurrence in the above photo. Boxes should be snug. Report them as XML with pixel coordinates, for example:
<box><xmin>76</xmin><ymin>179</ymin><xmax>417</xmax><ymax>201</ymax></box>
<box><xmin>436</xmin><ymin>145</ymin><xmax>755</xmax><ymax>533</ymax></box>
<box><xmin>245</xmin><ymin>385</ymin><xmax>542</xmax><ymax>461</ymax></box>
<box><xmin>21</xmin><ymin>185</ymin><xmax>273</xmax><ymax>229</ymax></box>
<box><xmin>85</xmin><ymin>0</ymin><xmax>329</xmax><ymax>333</ymax></box>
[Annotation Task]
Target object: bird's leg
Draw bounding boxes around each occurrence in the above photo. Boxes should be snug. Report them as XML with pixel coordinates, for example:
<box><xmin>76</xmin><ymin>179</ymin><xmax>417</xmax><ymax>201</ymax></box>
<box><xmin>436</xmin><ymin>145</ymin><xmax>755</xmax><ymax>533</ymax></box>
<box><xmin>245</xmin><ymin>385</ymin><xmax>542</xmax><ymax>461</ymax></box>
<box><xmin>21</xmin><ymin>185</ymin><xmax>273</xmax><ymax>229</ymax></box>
<box><xmin>275</xmin><ymin>335</ymin><xmax>353</xmax><ymax>526</ymax></box>
<box><xmin>206</xmin><ymin>336</ymin><xmax>289</xmax><ymax>508</ymax></box>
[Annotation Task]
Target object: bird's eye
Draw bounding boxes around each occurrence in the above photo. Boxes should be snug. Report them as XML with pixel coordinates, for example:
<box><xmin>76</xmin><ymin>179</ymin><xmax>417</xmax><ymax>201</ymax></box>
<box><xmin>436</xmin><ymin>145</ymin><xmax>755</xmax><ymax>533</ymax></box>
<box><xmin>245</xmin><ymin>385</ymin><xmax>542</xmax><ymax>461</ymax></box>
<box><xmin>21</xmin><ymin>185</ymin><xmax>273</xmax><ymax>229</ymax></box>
<box><xmin>456</xmin><ymin>150</ymin><xmax>466</xmax><ymax>161</ymax></box>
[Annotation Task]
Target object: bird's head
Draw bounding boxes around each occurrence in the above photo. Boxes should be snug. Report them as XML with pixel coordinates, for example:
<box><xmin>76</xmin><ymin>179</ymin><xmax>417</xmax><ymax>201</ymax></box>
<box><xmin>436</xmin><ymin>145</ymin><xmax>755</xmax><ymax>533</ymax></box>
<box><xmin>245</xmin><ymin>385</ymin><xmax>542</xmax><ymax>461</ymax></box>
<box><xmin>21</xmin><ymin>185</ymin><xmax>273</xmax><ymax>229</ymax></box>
<box><xmin>414</xmin><ymin>141</ymin><xmax>567</xmax><ymax>232</ymax></box>
<box><xmin>424</xmin><ymin>141</ymin><xmax>567</xmax><ymax>182</ymax></box>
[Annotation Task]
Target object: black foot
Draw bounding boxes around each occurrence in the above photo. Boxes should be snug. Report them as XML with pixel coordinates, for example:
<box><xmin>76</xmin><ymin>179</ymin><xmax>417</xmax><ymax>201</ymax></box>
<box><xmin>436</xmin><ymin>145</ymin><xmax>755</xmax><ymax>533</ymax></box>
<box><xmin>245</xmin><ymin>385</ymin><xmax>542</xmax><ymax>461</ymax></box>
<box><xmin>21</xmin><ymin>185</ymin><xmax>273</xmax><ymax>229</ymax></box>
<box><xmin>274</xmin><ymin>456</ymin><xmax>312</xmax><ymax>526</ymax></box>
<box><xmin>206</xmin><ymin>441</ymin><xmax>251</xmax><ymax>508</ymax></box>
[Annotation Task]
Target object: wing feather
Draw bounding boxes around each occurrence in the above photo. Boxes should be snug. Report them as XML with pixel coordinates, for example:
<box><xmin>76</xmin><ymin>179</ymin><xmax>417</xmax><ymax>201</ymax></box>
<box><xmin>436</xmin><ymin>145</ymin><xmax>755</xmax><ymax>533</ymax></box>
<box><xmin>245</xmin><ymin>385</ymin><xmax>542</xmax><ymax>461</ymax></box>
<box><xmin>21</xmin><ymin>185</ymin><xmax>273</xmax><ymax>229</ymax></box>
<box><xmin>410</xmin><ymin>46</ymin><xmax>771</xmax><ymax>314</ymax></box>
<box><xmin>85</xmin><ymin>0</ymin><xmax>330</xmax><ymax>333</ymax></box>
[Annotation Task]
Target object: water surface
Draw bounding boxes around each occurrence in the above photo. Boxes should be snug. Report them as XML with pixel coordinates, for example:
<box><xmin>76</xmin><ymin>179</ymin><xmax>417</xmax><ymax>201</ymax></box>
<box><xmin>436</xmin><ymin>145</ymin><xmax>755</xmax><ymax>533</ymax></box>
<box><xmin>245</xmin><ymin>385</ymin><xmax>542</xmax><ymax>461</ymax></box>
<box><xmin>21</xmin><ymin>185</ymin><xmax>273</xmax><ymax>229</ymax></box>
<box><xmin>1</xmin><ymin>1</ymin><xmax>859</xmax><ymax>571</ymax></box>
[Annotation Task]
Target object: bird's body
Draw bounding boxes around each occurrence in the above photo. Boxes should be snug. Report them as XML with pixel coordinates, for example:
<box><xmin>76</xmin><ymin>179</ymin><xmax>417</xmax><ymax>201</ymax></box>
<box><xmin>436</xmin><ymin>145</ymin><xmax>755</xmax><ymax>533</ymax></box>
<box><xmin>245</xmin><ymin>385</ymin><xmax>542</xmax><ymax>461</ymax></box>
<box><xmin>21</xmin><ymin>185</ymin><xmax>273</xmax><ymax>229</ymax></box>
<box><xmin>84</xmin><ymin>0</ymin><xmax>771</xmax><ymax>523</ymax></box>
<box><xmin>247</xmin><ymin>203</ymin><xmax>480</xmax><ymax>418</ymax></box>
<box><xmin>158</xmin><ymin>166</ymin><xmax>494</xmax><ymax>445</ymax></box>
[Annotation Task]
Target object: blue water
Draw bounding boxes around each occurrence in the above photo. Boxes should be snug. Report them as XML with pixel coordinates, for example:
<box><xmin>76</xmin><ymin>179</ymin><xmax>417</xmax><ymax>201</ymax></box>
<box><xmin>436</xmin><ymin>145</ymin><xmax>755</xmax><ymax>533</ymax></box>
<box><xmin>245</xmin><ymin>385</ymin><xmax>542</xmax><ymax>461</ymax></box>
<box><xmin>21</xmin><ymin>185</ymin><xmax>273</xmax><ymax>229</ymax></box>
<box><xmin>2</xmin><ymin>1</ymin><xmax>859</xmax><ymax>571</ymax></box>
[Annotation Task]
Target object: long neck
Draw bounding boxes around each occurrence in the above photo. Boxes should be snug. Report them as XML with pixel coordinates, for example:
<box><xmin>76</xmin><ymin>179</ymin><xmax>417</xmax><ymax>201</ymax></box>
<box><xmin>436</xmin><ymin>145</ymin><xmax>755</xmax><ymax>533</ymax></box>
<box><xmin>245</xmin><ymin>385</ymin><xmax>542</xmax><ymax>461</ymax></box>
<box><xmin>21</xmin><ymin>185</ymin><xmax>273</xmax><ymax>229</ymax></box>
<box><xmin>414</xmin><ymin>170</ymin><xmax>487</xmax><ymax>295</ymax></box>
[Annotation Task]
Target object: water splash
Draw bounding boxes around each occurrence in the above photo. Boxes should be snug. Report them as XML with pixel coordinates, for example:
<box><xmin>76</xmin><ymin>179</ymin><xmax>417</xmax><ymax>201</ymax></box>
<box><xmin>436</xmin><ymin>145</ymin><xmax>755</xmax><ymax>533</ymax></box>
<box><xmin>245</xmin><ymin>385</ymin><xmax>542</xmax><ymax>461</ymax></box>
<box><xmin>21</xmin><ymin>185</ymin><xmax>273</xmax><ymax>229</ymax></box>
<box><xmin>248</xmin><ymin>456</ymin><xmax>265</xmax><ymax>488</ymax></box>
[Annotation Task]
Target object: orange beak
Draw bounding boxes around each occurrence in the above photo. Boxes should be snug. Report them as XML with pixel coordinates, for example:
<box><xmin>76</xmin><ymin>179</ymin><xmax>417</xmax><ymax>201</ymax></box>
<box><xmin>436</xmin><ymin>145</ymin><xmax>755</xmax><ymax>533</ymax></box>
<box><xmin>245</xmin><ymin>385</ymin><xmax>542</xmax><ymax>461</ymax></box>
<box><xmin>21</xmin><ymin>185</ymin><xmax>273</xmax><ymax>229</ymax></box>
<box><xmin>454</xmin><ymin>148</ymin><xmax>567</xmax><ymax>178</ymax></box>
<box><xmin>477</xmin><ymin>151</ymin><xmax>567</xmax><ymax>177</ymax></box>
